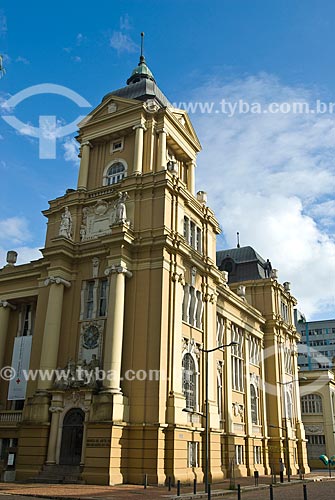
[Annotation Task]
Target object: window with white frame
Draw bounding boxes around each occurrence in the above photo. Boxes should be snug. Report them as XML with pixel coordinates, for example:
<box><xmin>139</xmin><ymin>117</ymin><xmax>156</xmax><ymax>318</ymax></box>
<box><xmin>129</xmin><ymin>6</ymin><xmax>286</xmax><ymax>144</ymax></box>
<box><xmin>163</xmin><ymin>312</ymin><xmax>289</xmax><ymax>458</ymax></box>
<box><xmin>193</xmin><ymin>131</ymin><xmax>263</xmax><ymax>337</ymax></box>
<box><xmin>231</xmin><ymin>324</ymin><xmax>244</xmax><ymax>392</ymax></box>
<box><xmin>83</xmin><ymin>279</ymin><xmax>108</xmax><ymax>320</ymax></box>
<box><xmin>301</xmin><ymin>394</ymin><xmax>323</xmax><ymax>414</ymax></box>
<box><xmin>217</xmin><ymin>314</ymin><xmax>225</xmax><ymax>346</ymax></box>
<box><xmin>235</xmin><ymin>445</ymin><xmax>244</xmax><ymax>465</ymax></box>
<box><xmin>98</xmin><ymin>279</ymin><xmax>108</xmax><ymax>317</ymax></box>
<box><xmin>249</xmin><ymin>336</ymin><xmax>260</xmax><ymax>365</ymax></box>
<box><xmin>250</xmin><ymin>383</ymin><xmax>258</xmax><ymax>424</ymax></box>
<box><xmin>85</xmin><ymin>281</ymin><xmax>95</xmax><ymax>319</ymax></box>
<box><xmin>285</xmin><ymin>388</ymin><xmax>293</xmax><ymax>419</ymax></box>
<box><xmin>110</xmin><ymin>137</ymin><xmax>124</xmax><ymax>153</ymax></box>
<box><xmin>182</xmin><ymin>284</ymin><xmax>203</xmax><ymax>330</ymax></box>
<box><xmin>284</xmin><ymin>346</ymin><xmax>293</xmax><ymax>374</ymax></box>
<box><xmin>254</xmin><ymin>446</ymin><xmax>262</xmax><ymax>464</ymax></box>
<box><xmin>183</xmin><ymin>215</ymin><xmax>202</xmax><ymax>253</ymax></box>
<box><xmin>182</xmin><ymin>353</ymin><xmax>197</xmax><ymax>410</ymax></box>
<box><xmin>281</xmin><ymin>301</ymin><xmax>289</xmax><ymax>323</ymax></box>
<box><xmin>19</xmin><ymin>304</ymin><xmax>34</xmax><ymax>336</ymax></box>
<box><xmin>187</xmin><ymin>441</ymin><xmax>199</xmax><ymax>467</ymax></box>
<box><xmin>105</xmin><ymin>161</ymin><xmax>127</xmax><ymax>185</ymax></box>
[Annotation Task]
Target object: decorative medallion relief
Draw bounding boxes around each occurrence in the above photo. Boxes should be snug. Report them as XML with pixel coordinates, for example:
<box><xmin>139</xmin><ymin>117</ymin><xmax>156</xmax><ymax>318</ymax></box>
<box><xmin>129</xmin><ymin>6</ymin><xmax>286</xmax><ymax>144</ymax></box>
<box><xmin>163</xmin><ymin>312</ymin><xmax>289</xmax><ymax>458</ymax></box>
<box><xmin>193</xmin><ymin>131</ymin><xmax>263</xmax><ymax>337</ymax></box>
<box><xmin>78</xmin><ymin>320</ymin><xmax>104</xmax><ymax>365</ymax></box>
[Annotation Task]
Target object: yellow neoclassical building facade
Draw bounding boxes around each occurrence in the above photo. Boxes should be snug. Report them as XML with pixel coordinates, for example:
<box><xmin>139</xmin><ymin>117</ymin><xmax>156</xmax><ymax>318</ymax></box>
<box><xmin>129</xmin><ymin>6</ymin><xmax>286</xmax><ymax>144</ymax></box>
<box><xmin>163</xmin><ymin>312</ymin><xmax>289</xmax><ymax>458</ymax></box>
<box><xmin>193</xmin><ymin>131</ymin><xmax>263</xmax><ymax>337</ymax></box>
<box><xmin>0</xmin><ymin>55</ymin><xmax>309</xmax><ymax>484</ymax></box>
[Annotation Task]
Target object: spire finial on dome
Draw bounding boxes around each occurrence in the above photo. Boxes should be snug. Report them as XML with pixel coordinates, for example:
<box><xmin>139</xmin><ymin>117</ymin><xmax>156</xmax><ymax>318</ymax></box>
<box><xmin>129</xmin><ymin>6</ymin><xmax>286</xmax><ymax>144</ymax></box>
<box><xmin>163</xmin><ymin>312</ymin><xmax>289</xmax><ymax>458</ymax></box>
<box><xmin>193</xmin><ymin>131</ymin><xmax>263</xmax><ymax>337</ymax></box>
<box><xmin>126</xmin><ymin>32</ymin><xmax>156</xmax><ymax>85</ymax></box>
<box><xmin>140</xmin><ymin>32</ymin><xmax>145</xmax><ymax>62</ymax></box>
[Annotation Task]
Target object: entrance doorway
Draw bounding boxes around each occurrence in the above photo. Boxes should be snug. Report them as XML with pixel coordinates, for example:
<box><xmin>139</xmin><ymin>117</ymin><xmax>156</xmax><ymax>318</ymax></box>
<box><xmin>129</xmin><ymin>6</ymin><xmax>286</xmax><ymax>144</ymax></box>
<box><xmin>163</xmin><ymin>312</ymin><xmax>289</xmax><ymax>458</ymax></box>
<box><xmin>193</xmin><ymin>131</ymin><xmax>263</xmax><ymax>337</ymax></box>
<box><xmin>59</xmin><ymin>408</ymin><xmax>84</xmax><ymax>465</ymax></box>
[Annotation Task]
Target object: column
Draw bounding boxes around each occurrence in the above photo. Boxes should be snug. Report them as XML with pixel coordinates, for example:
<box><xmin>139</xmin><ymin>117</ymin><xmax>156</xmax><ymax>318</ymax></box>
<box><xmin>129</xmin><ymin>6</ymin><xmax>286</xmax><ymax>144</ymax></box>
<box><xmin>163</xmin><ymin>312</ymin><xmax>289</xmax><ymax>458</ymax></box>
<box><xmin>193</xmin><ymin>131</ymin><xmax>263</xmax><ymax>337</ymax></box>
<box><xmin>224</xmin><ymin>320</ymin><xmax>233</xmax><ymax>433</ymax></box>
<box><xmin>77</xmin><ymin>141</ymin><xmax>92</xmax><ymax>190</ymax></box>
<box><xmin>244</xmin><ymin>333</ymin><xmax>252</xmax><ymax>472</ymax></box>
<box><xmin>0</xmin><ymin>300</ymin><xmax>16</xmax><ymax>368</ymax></box>
<box><xmin>103</xmin><ymin>264</ymin><xmax>132</xmax><ymax>392</ymax></box>
<box><xmin>46</xmin><ymin>405</ymin><xmax>63</xmax><ymax>464</ymax></box>
<box><xmin>133</xmin><ymin>124</ymin><xmax>146</xmax><ymax>175</ymax></box>
<box><xmin>157</xmin><ymin>128</ymin><xmax>167</xmax><ymax>170</ymax></box>
<box><xmin>187</xmin><ymin>160</ymin><xmax>196</xmax><ymax>195</ymax></box>
<box><xmin>38</xmin><ymin>276</ymin><xmax>71</xmax><ymax>392</ymax></box>
<box><xmin>171</xmin><ymin>269</ymin><xmax>185</xmax><ymax>395</ymax></box>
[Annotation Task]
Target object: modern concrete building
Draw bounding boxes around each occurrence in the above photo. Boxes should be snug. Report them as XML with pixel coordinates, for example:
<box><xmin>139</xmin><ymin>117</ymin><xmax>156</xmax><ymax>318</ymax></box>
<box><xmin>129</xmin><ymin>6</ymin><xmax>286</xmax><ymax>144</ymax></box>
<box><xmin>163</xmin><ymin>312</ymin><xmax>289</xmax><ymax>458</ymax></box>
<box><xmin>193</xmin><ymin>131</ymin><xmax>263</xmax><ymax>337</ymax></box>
<box><xmin>295</xmin><ymin>317</ymin><xmax>335</xmax><ymax>371</ymax></box>
<box><xmin>0</xmin><ymin>53</ymin><xmax>309</xmax><ymax>484</ymax></box>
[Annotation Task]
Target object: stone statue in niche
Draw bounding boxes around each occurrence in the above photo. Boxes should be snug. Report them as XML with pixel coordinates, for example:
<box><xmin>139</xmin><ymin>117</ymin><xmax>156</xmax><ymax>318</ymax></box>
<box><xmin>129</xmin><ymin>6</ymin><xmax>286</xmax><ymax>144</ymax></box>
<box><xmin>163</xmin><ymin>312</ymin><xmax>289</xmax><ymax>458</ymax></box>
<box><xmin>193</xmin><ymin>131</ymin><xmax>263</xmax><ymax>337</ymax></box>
<box><xmin>92</xmin><ymin>257</ymin><xmax>100</xmax><ymax>278</ymax></box>
<box><xmin>114</xmin><ymin>191</ymin><xmax>129</xmax><ymax>223</ymax></box>
<box><xmin>59</xmin><ymin>206</ymin><xmax>73</xmax><ymax>240</ymax></box>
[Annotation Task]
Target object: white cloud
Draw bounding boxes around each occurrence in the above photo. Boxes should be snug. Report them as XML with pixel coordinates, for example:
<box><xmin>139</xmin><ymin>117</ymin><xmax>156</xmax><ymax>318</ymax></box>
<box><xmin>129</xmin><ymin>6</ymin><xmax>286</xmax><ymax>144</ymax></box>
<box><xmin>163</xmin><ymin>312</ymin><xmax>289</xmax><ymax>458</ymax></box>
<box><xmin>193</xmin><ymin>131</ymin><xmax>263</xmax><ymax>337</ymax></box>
<box><xmin>63</xmin><ymin>137</ymin><xmax>80</xmax><ymax>166</ymax></box>
<box><xmin>110</xmin><ymin>31</ymin><xmax>137</xmax><ymax>55</ymax></box>
<box><xmin>189</xmin><ymin>73</ymin><xmax>335</xmax><ymax>319</ymax></box>
<box><xmin>120</xmin><ymin>14</ymin><xmax>132</xmax><ymax>31</ymax></box>
<box><xmin>0</xmin><ymin>217</ymin><xmax>42</xmax><ymax>266</ymax></box>
<box><xmin>76</xmin><ymin>33</ymin><xmax>86</xmax><ymax>46</ymax></box>
<box><xmin>0</xmin><ymin>217</ymin><xmax>32</xmax><ymax>245</ymax></box>
<box><xmin>15</xmin><ymin>56</ymin><xmax>30</xmax><ymax>65</ymax></box>
<box><xmin>71</xmin><ymin>55</ymin><xmax>82</xmax><ymax>63</ymax></box>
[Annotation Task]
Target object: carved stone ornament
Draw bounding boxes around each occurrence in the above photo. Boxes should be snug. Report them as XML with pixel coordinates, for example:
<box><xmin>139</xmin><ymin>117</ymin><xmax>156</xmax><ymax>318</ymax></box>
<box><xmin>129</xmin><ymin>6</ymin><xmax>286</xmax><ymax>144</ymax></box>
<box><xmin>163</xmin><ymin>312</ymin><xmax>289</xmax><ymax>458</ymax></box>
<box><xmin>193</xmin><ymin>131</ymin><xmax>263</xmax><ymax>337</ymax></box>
<box><xmin>92</xmin><ymin>257</ymin><xmax>100</xmax><ymax>278</ymax></box>
<box><xmin>108</xmin><ymin>102</ymin><xmax>118</xmax><ymax>113</ymax></box>
<box><xmin>54</xmin><ymin>357</ymin><xmax>101</xmax><ymax>391</ymax></box>
<box><xmin>305</xmin><ymin>425</ymin><xmax>323</xmax><ymax>433</ymax></box>
<box><xmin>143</xmin><ymin>98</ymin><xmax>160</xmax><ymax>113</ymax></box>
<box><xmin>232</xmin><ymin>402</ymin><xmax>244</xmax><ymax>421</ymax></box>
<box><xmin>78</xmin><ymin>320</ymin><xmax>104</xmax><ymax>365</ymax></box>
<box><xmin>59</xmin><ymin>206</ymin><xmax>73</xmax><ymax>240</ymax></box>
<box><xmin>81</xmin><ymin>193</ymin><xmax>130</xmax><ymax>241</ymax></box>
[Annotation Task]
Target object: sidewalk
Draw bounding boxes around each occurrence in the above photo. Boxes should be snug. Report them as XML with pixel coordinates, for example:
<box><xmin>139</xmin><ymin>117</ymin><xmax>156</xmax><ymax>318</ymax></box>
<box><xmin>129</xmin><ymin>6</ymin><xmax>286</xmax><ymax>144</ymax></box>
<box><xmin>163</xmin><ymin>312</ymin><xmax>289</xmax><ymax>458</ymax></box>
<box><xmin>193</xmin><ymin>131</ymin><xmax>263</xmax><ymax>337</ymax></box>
<box><xmin>0</xmin><ymin>472</ymin><xmax>333</xmax><ymax>500</ymax></box>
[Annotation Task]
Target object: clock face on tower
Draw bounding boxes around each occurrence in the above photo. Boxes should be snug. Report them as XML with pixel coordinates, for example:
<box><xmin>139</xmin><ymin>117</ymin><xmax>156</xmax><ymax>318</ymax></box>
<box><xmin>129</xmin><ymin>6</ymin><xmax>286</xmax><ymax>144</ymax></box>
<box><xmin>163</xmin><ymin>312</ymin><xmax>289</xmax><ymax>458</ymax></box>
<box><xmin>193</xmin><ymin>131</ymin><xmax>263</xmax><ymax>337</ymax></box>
<box><xmin>83</xmin><ymin>325</ymin><xmax>99</xmax><ymax>350</ymax></box>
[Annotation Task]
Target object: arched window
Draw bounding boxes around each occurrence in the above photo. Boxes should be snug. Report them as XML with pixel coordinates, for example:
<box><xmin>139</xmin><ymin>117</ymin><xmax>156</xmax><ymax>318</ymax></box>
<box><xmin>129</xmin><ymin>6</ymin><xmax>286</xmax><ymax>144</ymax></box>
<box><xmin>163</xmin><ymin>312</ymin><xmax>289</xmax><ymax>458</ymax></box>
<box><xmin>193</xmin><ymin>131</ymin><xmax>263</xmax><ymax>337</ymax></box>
<box><xmin>301</xmin><ymin>394</ymin><xmax>323</xmax><ymax>414</ymax></box>
<box><xmin>182</xmin><ymin>353</ymin><xmax>196</xmax><ymax>410</ymax></box>
<box><xmin>250</xmin><ymin>384</ymin><xmax>258</xmax><ymax>424</ymax></box>
<box><xmin>285</xmin><ymin>389</ymin><xmax>293</xmax><ymax>419</ymax></box>
<box><xmin>104</xmin><ymin>161</ymin><xmax>127</xmax><ymax>185</ymax></box>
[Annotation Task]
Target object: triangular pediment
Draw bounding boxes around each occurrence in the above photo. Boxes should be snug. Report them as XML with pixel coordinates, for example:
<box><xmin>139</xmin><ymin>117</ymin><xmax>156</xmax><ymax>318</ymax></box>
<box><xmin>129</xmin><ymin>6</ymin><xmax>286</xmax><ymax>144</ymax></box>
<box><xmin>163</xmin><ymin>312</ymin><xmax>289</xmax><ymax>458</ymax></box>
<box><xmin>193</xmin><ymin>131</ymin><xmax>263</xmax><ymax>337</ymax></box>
<box><xmin>78</xmin><ymin>95</ymin><xmax>143</xmax><ymax>128</ymax></box>
<box><xmin>169</xmin><ymin>108</ymin><xmax>201</xmax><ymax>149</ymax></box>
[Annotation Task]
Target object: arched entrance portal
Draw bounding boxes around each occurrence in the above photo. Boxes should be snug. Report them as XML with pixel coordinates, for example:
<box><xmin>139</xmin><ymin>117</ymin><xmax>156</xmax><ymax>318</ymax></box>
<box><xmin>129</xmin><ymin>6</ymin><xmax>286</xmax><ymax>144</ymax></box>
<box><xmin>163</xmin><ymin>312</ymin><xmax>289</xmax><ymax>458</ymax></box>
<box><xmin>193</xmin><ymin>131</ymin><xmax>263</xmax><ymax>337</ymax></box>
<box><xmin>59</xmin><ymin>408</ymin><xmax>84</xmax><ymax>465</ymax></box>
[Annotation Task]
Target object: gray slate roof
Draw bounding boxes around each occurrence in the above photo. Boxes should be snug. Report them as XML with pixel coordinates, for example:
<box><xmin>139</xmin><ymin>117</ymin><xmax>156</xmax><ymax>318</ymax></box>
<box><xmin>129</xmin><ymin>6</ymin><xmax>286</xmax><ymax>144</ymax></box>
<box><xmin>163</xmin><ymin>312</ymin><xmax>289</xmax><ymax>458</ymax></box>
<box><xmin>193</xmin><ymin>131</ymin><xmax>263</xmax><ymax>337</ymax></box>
<box><xmin>216</xmin><ymin>246</ymin><xmax>267</xmax><ymax>283</ymax></box>
<box><xmin>103</xmin><ymin>79</ymin><xmax>171</xmax><ymax>108</ymax></box>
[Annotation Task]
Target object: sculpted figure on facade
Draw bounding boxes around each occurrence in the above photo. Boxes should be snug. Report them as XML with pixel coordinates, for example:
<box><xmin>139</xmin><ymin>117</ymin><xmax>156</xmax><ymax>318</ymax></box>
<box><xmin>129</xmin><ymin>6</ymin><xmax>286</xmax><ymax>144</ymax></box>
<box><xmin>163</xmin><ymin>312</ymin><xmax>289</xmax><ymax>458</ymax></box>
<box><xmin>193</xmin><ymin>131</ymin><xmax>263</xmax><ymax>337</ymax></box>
<box><xmin>59</xmin><ymin>206</ymin><xmax>73</xmax><ymax>240</ymax></box>
<box><xmin>114</xmin><ymin>191</ymin><xmax>129</xmax><ymax>224</ymax></box>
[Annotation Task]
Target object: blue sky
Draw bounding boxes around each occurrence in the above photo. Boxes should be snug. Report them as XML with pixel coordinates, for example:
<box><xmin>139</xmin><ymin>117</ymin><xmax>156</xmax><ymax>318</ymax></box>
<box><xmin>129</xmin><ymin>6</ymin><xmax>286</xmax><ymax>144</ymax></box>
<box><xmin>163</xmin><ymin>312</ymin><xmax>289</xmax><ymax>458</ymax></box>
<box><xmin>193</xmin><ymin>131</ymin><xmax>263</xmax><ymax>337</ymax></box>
<box><xmin>0</xmin><ymin>0</ymin><xmax>335</xmax><ymax>319</ymax></box>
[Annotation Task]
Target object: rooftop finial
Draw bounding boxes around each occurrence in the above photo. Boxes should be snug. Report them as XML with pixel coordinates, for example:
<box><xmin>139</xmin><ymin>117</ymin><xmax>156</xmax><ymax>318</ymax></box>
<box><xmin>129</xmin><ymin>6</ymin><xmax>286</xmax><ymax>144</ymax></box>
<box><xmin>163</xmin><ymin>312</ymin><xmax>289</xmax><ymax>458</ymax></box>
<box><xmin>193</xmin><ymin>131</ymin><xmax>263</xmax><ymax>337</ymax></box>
<box><xmin>237</xmin><ymin>232</ymin><xmax>240</xmax><ymax>248</ymax></box>
<box><xmin>140</xmin><ymin>32</ymin><xmax>145</xmax><ymax>62</ymax></box>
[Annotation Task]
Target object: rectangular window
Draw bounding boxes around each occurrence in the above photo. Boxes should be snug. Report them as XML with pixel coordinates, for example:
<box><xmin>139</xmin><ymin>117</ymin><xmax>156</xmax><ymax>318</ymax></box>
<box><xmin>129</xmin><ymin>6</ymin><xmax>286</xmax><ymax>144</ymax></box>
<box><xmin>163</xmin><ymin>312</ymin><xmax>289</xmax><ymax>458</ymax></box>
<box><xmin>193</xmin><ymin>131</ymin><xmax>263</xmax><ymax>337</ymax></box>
<box><xmin>187</xmin><ymin>441</ymin><xmax>199</xmax><ymax>467</ymax></box>
<box><xmin>98</xmin><ymin>279</ymin><xmax>108</xmax><ymax>317</ymax></box>
<box><xmin>196</xmin><ymin>227</ymin><xmax>202</xmax><ymax>252</ymax></box>
<box><xmin>232</xmin><ymin>324</ymin><xmax>244</xmax><ymax>392</ymax></box>
<box><xmin>111</xmin><ymin>138</ymin><xmax>124</xmax><ymax>152</ymax></box>
<box><xmin>254</xmin><ymin>446</ymin><xmax>262</xmax><ymax>464</ymax></box>
<box><xmin>249</xmin><ymin>336</ymin><xmax>260</xmax><ymax>365</ymax></box>
<box><xmin>306</xmin><ymin>435</ymin><xmax>325</xmax><ymax>445</ymax></box>
<box><xmin>217</xmin><ymin>314</ymin><xmax>225</xmax><ymax>346</ymax></box>
<box><xmin>190</xmin><ymin>221</ymin><xmax>195</xmax><ymax>247</ymax></box>
<box><xmin>183</xmin><ymin>216</ymin><xmax>190</xmax><ymax>243</ymax></box>
<box><xmin>235</xmin><ymin>445</ymin><xmax>244</xmax><ymax>465</ymax></box>
<box><xmin>281</xmin><ymin>301</ymin><xmax>289</xmax><ymax>322</ymax></box>
<box><xmin>20</xmin><ymin>304</ymin><xmax>34</xmax><ymax>336</ymax></box>
<box><xmin>85</xmin><ymin>281</ymin><xmax>95</xmax><ymax>319</ymax></box>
